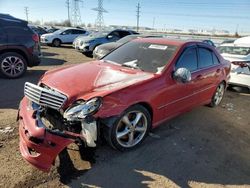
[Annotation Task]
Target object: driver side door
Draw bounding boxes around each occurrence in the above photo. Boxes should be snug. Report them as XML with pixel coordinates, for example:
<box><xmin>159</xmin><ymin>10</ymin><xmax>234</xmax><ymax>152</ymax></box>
<box><xmin>59</xmin><ymin>29</ymin><xmax>73</xmax><ymax>43</ymax></box>
<box><xmin>161</xmin><ymin>46</ymin><xmax>201</xmax><ymax>119</ymax></box>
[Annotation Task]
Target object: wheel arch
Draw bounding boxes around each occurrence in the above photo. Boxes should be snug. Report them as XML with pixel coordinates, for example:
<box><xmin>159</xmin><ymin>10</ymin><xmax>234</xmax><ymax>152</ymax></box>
<box><xmin>134</xmin><ymin>102</ymin><xmax>153</xmax><ymax>120</ymax></box>
<box><xmin>0</xmin><ymin>48</ymin><xmax>28</xmax><ymax>65</ymax></box>
<box><xmin>52</xmin><ymin>38</ymin><xmax>62</xmax><ymax>43</ymax></box>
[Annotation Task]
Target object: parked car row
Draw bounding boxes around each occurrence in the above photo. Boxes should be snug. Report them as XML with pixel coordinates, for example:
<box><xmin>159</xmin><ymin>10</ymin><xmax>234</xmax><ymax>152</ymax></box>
<box><xmin>73</xmin><ymin>29</ymin><xmax>139</xmax><ymax>55</ymax></box>
<box><xmin>40</xmin><ymin>28</ymin><xmax>89</xmax><ymax>47</ymax></box>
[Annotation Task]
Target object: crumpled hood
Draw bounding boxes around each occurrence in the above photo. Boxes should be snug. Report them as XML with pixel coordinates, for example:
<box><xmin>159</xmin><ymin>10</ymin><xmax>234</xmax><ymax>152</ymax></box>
<box><xmin>40</xmin><ymin>61</ymin><xmax>154</xmax><ymax>104</ymax></box>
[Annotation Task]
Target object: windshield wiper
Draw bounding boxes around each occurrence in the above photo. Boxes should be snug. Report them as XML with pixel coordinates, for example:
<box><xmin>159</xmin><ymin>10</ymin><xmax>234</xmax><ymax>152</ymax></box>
<box><xmin>102</xmin><ymin>60</ymin><xmax>120</xmax><ymax>65</ymax></box>
<box><xmin>121</xmin><ymin>63</ymin><xmax>144</xmax><ymax>71</ymax></box>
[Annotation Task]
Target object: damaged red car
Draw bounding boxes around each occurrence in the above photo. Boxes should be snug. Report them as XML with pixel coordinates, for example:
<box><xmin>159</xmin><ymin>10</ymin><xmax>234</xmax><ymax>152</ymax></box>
<box><xmin>18</xmin><ymin>38</ymin><xmax>230</xmax><ymax>171</ymax></box>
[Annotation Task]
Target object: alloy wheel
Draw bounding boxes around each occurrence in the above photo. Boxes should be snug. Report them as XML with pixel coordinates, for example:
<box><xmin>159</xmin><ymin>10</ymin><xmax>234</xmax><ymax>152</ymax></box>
<box><xmin>1</xmin><ymin>56</ymin><xmax>25</xmax><ymax>78</ymax></box>
<box><xmin>115</xmin><ymin>110</ymin><xmax>148</xmax><ymax>148</ymax></box>
<box><xmin>214</xmin><ymin>83</ymin><xmax>225</xmax><ymax>105</ymax></box>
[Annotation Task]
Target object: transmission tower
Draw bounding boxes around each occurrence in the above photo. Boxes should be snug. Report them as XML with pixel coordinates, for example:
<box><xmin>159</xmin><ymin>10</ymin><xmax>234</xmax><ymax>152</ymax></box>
<box><xmin>24</xmin><ymin>7</ymin><xmax>29</xmax><ymax>22</ymax></box>
<box><xmin>92</xmin><ymin>0</ymin><xmax>108</xmax><ymax>31</ymax></box>
<box><xmin>71</xmin><ymin>0</ymin><xmax>83</xmax><ymax>27</ymax></box>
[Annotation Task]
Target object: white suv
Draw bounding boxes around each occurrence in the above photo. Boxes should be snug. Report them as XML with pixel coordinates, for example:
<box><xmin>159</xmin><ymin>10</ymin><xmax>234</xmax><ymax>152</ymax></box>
<box><xmin>217</xmin><ymin>36</ymin><xmax>250</xmax><ymax>89</ymax></box>
<box><xmin>40</xmin><ymin>28</ymin><xmax>89</xmax><ymax>47</ymax></box>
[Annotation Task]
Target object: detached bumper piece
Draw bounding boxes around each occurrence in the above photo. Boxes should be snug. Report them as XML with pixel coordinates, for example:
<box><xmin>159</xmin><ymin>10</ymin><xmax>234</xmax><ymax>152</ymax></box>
<box><xmin>18</xmin><ymin>98</ymin><xmax>80</xmax><ymax>172</ymax></box>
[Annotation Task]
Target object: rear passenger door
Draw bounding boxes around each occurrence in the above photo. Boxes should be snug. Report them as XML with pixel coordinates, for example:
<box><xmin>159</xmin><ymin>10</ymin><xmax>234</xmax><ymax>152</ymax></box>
<box><xmin>0</xmin><ymin>25</ymin><xmax>7</xmax><ymax>47</ymax></box>
<box><xmin>197</xmin><ymin>46</ymin><xmax>222</xmax><ymax>102</ymax></box>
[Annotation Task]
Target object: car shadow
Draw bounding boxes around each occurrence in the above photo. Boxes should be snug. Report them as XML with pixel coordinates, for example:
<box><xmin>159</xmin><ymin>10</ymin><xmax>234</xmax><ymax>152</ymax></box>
<box><xmin>58</xmin><ymin>45</ymin><xmax>73</xmax><ymax>49</ymax></box>
<box><xmin>0</xmin><ymin>69</ymin><xmax>46</xmax><ymax>109</ymax></box>
<box><xmin>42</xmin><ymin>52</ymin><xmax>58</xmax><ymax>57</ymax></box>
<box><xmin>40</xmin><ymin>57</ymin><xmax>66</xmax><ymax>66</ymax></box>
<box><xmin>67</xmin><ymin>104</ymin><xmax>250</xmax><ymax>187</ymax></box>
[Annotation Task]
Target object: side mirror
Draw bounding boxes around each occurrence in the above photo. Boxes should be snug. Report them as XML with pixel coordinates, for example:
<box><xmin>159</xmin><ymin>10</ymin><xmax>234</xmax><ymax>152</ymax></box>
<box><xmin>173</xmin><ymin>67</ymin><xmax>191</xmax><ymax>83</ymax></box>
<box><xmin>107</xmin><ymin>35</ymin><xmax>113</xmax><ymax>39</ymax></box>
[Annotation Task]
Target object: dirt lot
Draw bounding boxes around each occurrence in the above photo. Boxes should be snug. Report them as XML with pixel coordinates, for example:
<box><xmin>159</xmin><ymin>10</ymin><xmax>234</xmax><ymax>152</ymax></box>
<box><xmin>0</xmin><ymin>45</ymin><xmax>249</xmax><ymax>188</ymax></box>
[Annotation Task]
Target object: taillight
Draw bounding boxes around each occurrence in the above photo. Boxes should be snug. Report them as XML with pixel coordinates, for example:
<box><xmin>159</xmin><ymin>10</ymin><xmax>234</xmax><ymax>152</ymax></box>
<box><xmin>32</xmin><ymin>34</ymin><xmax>39</xmax><ymax>42</ymax></box>
<box><xmin>231</xmin><ymin>61</ymin><xmax>249</xmax><ymax>68</ymax></box>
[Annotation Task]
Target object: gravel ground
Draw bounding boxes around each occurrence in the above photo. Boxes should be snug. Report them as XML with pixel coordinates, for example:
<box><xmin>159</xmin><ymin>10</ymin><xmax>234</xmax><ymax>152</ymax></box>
<box><xmin>0</xmin><ymin>45</ymin><xmax>249</xmax><ymax>188</ymax></box>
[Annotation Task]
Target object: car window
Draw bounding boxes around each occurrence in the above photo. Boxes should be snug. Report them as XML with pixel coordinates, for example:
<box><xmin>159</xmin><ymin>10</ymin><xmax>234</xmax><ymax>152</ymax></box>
<box><xmin>118</xmin><ymin>31</ymin><xmax>131</xmax><ymax>38</ymax></box>
<box><xmin>212</xmin><ymin>53</ymin><xmax>220</xmax><ymax>64</ymax></box>
<box><xmin>103</xmin><ymin>41</ymin><xmax>178</xmax><ymax>73</ymax></box>
<box><xmin>73</xmin><ymin>29</ymin><xmax>86</xmax><ymax>34</ymax></box>
<box><xmin>198</xmin><ymin>48</ymin><xmax>213</xmax><ymax>68</ymax></box>
<box><xmin>109</xmin><ymin>31</ymin><xmax>120</xmax><ymax>37</ymax></box>
<box><xmin>61</xmin><ymin>29</ymin><xmax>72</xmax><ymax>35</ymax></box>
<box><xmin>176</xmin><ymin>48</ymin><xmax>198</xmax><ymax>72</ymax></box>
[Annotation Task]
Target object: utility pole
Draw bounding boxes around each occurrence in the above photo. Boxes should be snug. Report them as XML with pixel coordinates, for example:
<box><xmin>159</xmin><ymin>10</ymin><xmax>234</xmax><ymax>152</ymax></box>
<box><xmin>71</xmin><ymin>0</ymin><xmax>83</xmax><ymax>27</ymax></box>
<box><xmin>136</xmin><ymin>2</ymin><xmax>141</xmax><ymax>32</ymax></box>
<box><xmin>66</xmin><ymin>0</ymin><xmax>70</xmax><ymax>25</ymax></box>
<box><xmin>152</xmin><ymin>17</ymin><xmax>155</xmax><ymax>30</ymax></box>
<box><xmin>24</xmin><ymin>6</ymin><xmax>29</xmax><ymax>22</ymax></box>
<box><xmin>92</xmin><ymin>0</ymin><xmax>108</xmax><ymax>31</ymax></box>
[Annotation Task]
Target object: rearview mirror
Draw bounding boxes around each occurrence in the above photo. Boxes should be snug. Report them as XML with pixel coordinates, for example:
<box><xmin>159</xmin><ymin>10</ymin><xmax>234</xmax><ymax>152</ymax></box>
<box><xmin>173</xmin><ymin>67</ymin><xmax>191</xmax><ymax>83</ymax></box>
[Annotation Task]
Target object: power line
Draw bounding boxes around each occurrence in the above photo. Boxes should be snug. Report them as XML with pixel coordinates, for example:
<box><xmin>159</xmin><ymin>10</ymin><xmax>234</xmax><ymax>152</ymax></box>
<box><xmin>136</xmin><ymin>2</ymin><xmax>141</xmax><ymax>32</ymax></box>
<box><xmin>92</xmin><ymin>0</ymin><xmax>108</xmax><ymax>31</ymax></box>
<box><xmin>66</xmin><ymin>0</ymin><xmax>70</xmax><ymax>24</ymax></box>
<box><xmin>71</xmin><ymin>0</ymin><xmax>83</xmax><ymax>27</ymax></box>
<box><xmin>24</xmin><ymin>6</ymin><xmax>29</xmax><ymax>22</ymax></box>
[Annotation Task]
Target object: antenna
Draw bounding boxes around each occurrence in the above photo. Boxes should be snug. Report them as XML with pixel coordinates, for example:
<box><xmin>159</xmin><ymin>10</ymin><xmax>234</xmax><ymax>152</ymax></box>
<box><xmin>92</xmin><ymin>0</ymin><xmax>108</xmax><ymax>31</ymax></box>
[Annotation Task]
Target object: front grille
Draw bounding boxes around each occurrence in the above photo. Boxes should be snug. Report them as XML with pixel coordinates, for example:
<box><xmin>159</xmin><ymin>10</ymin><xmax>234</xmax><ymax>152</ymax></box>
<box><xmin>24</xmin><ymin>82</ymin><xmax>67</xmax><ymax>110</ymax></box>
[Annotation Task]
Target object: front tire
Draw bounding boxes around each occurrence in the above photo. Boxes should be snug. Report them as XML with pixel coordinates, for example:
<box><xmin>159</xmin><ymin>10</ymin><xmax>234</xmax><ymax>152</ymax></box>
<box><xmin>209</xmin><ymin>82</ymin><xmax>225</xmax><ymax>107</ymax></box>
<box><xmin>0</xmin><ymin>52</ymin><xmax>27</xmax><ymax>78</ymax></box>
<box><xmin>105</xmin><ymin>105</ymin><xmax>151</xmax><ymax>151</ymax></box>
<box><xmin>52</xmin><ymin>39</ymin><xmax>61</xmax><ymax>47</ymax></box>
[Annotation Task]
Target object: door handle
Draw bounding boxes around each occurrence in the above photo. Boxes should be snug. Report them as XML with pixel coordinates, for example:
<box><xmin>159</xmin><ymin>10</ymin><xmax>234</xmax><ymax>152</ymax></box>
<box><xmin>216</xmin><ymin>69</ymin><xmax>221</xmax><ymax>73</ymax></box>
<box><xmin>196</xmin><ymin>75</ymin><xmax>203</xmax><ymax>80</ymax></box>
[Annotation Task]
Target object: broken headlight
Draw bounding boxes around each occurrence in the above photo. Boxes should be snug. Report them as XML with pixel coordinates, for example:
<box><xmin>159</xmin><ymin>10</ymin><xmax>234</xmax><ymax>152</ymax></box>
<box><xmin>63</xmin><ymin>97</ymin><xmax>102</xmax><ymax>121</ymax></box>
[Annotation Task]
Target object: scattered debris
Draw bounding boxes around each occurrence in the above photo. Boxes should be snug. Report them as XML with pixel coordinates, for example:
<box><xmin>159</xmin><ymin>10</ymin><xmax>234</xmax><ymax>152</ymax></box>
<box><xmin>169</xmin><ymin>124</ymin><xmax>180</xmax><ymax>130</ymax></box>
<box><xmin>225</xmin><ymin>103</ymin><xmax>234</xmax><ymax>111</ymax></box>
<box><xmin>149</xmin><ymin>132</ymin><xmax>161</xmax><ymax>139</ymax></box>
<box><xmin>0</xmin><ymin>127</ymin><xmax>15</xmax><ymax>134</ymax></box>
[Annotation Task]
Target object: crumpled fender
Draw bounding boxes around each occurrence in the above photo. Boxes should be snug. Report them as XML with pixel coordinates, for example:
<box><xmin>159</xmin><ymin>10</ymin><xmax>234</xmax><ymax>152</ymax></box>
<box><xmin>18</xmin><ymin>97</ymin><xmax>75</xmax><ymax>172</ymax></box>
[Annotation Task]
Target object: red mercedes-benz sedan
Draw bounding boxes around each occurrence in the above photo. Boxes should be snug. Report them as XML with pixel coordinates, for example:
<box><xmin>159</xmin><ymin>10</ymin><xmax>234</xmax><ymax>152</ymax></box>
<box><xmin>18</xmin><ymin>38</ymin><xmax>230</xmax><ymax>171</ymax></box>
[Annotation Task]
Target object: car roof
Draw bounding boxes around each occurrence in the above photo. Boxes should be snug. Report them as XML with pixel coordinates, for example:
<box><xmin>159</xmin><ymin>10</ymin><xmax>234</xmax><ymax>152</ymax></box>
<box><xmin>234</xmin><ymin>36</ymin><xmax>250</xmax><ymax>47</ymax></box>
<box><xmin>0</xmin><ymin>13</ymin><xmax>27</xmax><ymax>24</ymax></box>
<box><xmin>133</xmin><ymin>38</ymin><xmax>204</xmax><ymax>47</ymax></box>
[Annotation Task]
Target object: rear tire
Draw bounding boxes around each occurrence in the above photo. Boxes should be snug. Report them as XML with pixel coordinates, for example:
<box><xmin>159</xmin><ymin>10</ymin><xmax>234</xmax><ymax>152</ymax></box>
<box><xmin>209</xmin><ymin>82</ymin><xmax>225</xmax><ymax>107</ymax></box>
<box><xmin>52</xmin><ymin>39</ymin><xmax>61</xmax><ymax>47</ymax></box>
<box><xmin>0</xmin><ymin>52</ymin><xmax>27</xmax><ymax>78</ymax></box>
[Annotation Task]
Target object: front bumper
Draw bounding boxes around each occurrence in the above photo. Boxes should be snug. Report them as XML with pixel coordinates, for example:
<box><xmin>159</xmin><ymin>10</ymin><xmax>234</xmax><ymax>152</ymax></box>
<box><xmin>18</xmin><ymin>98</ymin><xmax>83</xmax><ymax>172</ymax></box>
<box><xmin>79</xmin><ymin>44</ymin><xmax>90</xmax><ymax>53</ymax></box>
